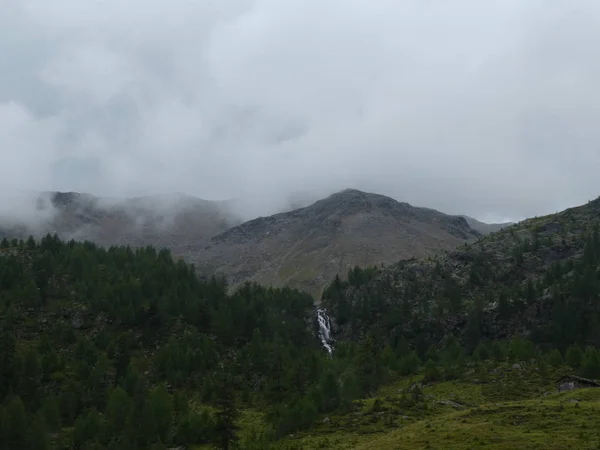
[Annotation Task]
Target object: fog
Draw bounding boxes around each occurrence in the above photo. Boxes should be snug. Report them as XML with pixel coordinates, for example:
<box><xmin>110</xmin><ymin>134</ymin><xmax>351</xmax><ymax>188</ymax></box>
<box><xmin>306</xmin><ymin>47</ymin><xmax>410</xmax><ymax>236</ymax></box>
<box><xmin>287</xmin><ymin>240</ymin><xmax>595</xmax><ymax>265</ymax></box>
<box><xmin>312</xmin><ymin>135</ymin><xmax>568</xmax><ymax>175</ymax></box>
<box><xmin>3</xmin><ymin>0</ymin><xmax>600</xmax><ymax>225</ymax></box>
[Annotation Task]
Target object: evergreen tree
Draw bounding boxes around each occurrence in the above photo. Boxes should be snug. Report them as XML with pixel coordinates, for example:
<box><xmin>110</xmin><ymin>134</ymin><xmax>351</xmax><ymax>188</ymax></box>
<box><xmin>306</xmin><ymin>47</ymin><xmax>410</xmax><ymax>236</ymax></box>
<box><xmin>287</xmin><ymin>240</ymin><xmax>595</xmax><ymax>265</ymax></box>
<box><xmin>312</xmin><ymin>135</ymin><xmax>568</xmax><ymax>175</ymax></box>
<box><xmin>40</xmin><ymin>397</ymin><xmax>61</xmax><ymax>432</ymax></box>
<box><xmin>580</xmin><ymin>347</ymin><xmax>600</xmax><ymax>378</ymax></box>
<box><xmin>318</xmin><ymin>369</ymin><xmax>341</xmax><ymax>412</ymax></box>
<box><xmin>26</xmin><ymin>414</ymin><xmax>50</xmax><ymax>450</ymax></box>
<box><xmin>213</xmin><ymin>374</ymin><xmax>240</xmax><ymax>450</ymax></box>
<box><xmin>3</xmin><ymin>396</ymin><xmax>28</xmax><ymax>449</ymax></box>
<box><xmin>340</xmin><ymin>370</ymin><xmax>360</xmax><ymax>407</ymax></box>
<box><xmin>72</xmin><ymin>408</ymin><xmax>105</xmax><ymax>449</ymax></box>
<box><xmin>398</xmin><ymin>350</ymin><xmax>420</xmax><ymax>376</ymax></box>
<box><xmin>490</xmin><ymin>341</ymin><xmax>507</xmax><ymax>362</ymax></box>
<box><xmin>473</xmin><ymin>342</ymin><xmax>491</xmax><ymax>361</ymax></box>
<box><xmin>566</xmin><ymin>345</ymin><xmax>583</xmax><ymax>368</ymax></box>
<box><xmin>423</xmin><ymin>360</ymin><xmax>441</xmax><ymax>383</ymax></box>
<box><xmin>546</xmin><ymin>349</ymin><xmax>563</xmax><ymax>367</ymax></box>
<box><xmin>105</xmin><ymin>386</ymin><xmax>134</xmax><ymax>437</ymax></box>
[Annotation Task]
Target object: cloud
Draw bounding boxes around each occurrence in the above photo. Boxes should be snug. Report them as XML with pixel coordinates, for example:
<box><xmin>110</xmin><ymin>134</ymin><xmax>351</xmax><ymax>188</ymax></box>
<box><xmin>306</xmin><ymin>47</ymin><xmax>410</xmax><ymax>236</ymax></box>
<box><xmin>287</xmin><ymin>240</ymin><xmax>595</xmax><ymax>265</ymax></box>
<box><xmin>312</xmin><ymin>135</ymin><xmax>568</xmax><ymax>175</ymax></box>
<box><xmin>2</xmin><ymin>0</ymin><xmax>600</xmax><ymax>222</ymax></box>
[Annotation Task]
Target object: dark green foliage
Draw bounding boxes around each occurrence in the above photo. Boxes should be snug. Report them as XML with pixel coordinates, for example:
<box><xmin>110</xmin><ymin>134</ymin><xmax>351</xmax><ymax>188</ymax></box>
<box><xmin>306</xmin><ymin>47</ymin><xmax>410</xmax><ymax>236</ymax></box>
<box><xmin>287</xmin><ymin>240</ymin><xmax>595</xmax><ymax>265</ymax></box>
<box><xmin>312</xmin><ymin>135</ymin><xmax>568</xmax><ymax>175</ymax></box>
<box><xmin>354</xmin><ymin>334</ymin><xmax>384</xmax><ymax>392</ymax></box>
<box><xmin>27</xmin><ymin>414</ymin><xmax>49</xmax><ymax>450</ymax></box>
<box><xmin>580</xmin><ymin>347</ymin><xmax>600</xmax><ymax>378</ymax></box>
<box><xmin>490</xmin><ymin>341</ymin><xmax>507</xmax><ymax>362</ymax></box>
<box><xmin>173</xmin><ymin>408</ymin><xmax>213</xmax><ymax>446</ymax></box>
<box><xmin>546</xmin><ymin>349</ymin><xmax>563</xmax><ymax>367</ymax></box>
<box><xmin>106</xmin><ymin>386</ymin><xmax>134</xmax><ymax>437</ymax></box>
<box><xmin>0</xmin><ymin>235</ymin><xmax>326</xmax><ymax>448</ymax></box>
<box><xmin>72</xmin><ymin>408</ymin><xmax>105</xmax><ymax>449</ymax></box>
<box><xmin>398</xmin><ymin>350</ymin><xmax>421</xmax><ymax>376</ymax></box>
<box><xmin>323</xmin><ymin>218</ymin><xmax>600</xmax><ymax>375</ymax></box>
<box><xmin>473</xmin><ymin>342</ymin><xmax>491</xmax><ymax>361</ymax></box>
<box><xmin>566</xmin><ymin>345</ymin><xmax>583</xmax><ymax>368</ymax></box>
<box><xmin>340</xmin><ymin>369</ymin><xmax>361</xmax><ymax>406</ymax></box>
<box><xmin>508</xmin><ymin>336</ymin><xmax>535</xmax><ymax>362</ymax></box>
<box><xmin>2</xmin><ymin>396</ymin><xmax>27</xmax><ymax>449</ymax></box>
<box><xmin>317</xmin><ymin>369</ymin><xmax>341</xmax><ymax>412</ymax></box>
<box><xmin>5</xmin><ymin>208</ymin><xmax>600</xmax><ymax>446</ymax></box>
<box><xmin>213</xmin><ymin>373</ymin><xmax>240</xmax><ymax>450</ymax></box>
<box><xmin>270</xmin><ymin>396</ymin><xmax>319</xmax><ymax>437</ymax></box>
<box><xmin>422</xmin><ymin>360</ymin><xmax>441</xmax><ymax>383</ymax></box>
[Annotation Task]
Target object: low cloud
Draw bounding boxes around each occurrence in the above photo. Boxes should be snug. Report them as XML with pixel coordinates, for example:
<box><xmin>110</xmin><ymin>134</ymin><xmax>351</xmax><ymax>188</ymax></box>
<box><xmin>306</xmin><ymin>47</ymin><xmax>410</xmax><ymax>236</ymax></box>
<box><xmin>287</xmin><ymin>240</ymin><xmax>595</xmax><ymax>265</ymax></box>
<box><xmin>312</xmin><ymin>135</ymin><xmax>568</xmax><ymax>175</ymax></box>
<box><xmin>2</xmin><ymin>0</ymin><xmax>600</xmax><ymax>223</ymax></box>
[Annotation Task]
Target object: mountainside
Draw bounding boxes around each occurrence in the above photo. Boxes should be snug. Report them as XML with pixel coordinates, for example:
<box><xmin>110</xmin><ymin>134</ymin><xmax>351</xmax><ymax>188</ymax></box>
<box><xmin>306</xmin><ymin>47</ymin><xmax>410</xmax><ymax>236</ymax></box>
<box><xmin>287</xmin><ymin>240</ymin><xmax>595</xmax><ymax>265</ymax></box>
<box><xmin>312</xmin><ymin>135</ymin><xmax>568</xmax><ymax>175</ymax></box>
<box><xmin>0</xmin><ymin>191</ymin><xmax>241</xmax><ymax>249</ymax></box>
<box><xmin>3</xmin><ymin>199</ymin><xmax>600</xmax><ymax>449</ymax></box>
<box><xmin>1</xmin><ymin>189</ymin><xmax>515</xmax><ymax>297</ymax></box>
<box><xmin>0</xmin><ymin>235</ymin><xmax>323</xmax><ymax>449</ymax></box>
<box><xmin>461</xmin><ymin>215</ymin><xmax>514</xmax><ymax>235</ymax></box>
<box><xmin>186</xmin><ymin>189</ymin><xmax>481</xmax><ymax>295</ymax></box>
<box><xmin>323</xmin><ymin>196</ymin><xmax>600</xmax><ymax>352</ymax></box>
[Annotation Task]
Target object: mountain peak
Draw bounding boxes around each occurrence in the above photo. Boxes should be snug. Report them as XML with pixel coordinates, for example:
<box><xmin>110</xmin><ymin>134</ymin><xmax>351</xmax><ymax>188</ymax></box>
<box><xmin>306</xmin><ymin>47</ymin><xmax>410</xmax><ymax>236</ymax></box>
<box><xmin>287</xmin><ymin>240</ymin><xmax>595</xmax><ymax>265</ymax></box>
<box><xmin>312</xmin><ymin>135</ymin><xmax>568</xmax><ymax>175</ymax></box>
<box><xmin>307</xmin><ymin>189</ymin><xmax>411</xmax><ymax>217</ymax></box>
<box><xmin>193</xmin><ymin>189</ymin><xmax>480</xmax><ymax>295</ymax></box>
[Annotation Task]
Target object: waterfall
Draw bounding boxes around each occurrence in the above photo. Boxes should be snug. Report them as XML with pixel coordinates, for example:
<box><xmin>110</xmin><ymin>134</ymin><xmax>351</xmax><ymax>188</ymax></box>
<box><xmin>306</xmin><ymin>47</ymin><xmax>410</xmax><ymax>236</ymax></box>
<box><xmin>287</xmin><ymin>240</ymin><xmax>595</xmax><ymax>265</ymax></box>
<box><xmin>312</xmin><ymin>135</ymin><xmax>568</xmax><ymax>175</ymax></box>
<box><xmin>317</xmin><ymin>307</ymin><xmax>334</xmax><ymax>356</ymax></box>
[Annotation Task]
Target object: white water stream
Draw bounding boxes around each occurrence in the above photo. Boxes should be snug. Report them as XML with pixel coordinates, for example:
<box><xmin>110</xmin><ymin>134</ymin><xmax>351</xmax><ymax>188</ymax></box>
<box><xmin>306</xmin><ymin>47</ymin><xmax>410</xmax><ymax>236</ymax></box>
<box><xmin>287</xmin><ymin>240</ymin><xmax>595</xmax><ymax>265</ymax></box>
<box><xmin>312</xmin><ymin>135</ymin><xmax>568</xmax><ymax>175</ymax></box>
<box><xmin>317</xmin><ymin>307</ymin><xmax>334</xmax><ymax>356</ymax></box>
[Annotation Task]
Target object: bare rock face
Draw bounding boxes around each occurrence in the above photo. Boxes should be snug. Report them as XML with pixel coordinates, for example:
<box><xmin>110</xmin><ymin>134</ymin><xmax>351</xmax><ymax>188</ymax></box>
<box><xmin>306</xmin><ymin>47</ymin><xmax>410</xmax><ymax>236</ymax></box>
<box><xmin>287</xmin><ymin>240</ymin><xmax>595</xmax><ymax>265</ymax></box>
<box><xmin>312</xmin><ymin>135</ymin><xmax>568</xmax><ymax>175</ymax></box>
<box><xmin>1</xmin><ymin>188</ymin><xmax>488</xmax><ymax>297</ymax></box>
<box><xmin>186</xmin><ymin>189</ymin><xmax>481</xmax><ymax>296</ymax></box>
<box><xmin>460</xmin><ymin>215</ymin><xmax>514</xmax><ymax>235</ymax></box>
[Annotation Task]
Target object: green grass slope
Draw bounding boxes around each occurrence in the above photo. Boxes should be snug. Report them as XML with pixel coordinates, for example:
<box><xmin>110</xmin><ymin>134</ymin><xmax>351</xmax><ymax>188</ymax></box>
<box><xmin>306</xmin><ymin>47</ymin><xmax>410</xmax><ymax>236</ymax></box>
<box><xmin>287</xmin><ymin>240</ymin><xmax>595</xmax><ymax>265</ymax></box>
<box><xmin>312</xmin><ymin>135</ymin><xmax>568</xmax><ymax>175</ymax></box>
<box><xmin>231</xmin><ymin>362</ymin><xmax>600</xmax><ymax>450</ymax></box>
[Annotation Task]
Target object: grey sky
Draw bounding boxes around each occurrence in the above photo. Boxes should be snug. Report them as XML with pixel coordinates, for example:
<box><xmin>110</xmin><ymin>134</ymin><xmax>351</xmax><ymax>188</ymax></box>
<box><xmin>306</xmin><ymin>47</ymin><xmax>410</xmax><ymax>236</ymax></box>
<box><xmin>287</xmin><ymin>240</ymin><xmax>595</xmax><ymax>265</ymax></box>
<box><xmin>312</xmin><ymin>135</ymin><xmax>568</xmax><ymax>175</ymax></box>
<box><xmin>2</xmin><ymin>0</ymin><xmax>600</xmax><ymax>223</ymax></box>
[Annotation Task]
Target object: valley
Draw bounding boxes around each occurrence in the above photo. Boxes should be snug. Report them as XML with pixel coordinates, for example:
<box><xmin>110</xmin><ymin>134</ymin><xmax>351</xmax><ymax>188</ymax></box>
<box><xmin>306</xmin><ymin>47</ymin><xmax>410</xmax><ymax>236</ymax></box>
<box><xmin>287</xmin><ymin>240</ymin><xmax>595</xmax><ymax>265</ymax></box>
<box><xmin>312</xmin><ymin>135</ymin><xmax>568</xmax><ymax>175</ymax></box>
<box><xmin>1</xmin><ymin>191</ymin><xmax>599</xmax><ymax>449</ymax></box>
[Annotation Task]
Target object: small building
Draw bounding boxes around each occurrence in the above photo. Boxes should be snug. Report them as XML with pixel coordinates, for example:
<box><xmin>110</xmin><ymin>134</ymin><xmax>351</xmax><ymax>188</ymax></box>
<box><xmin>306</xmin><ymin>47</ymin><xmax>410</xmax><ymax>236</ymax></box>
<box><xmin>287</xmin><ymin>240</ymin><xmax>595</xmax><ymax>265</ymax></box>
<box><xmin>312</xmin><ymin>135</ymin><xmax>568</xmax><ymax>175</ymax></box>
<box><xmin>556</xmin><ymin>375</ymin><xmax>600</xmax><ymax>392</ymax></box>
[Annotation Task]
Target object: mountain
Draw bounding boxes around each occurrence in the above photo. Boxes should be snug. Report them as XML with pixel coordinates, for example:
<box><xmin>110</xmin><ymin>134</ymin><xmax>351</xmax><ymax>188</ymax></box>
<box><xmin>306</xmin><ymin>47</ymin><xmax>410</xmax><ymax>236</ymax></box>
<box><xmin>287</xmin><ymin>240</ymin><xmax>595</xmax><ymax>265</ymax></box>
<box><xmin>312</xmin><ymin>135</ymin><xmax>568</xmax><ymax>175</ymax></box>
<box><xmin>1</xmin><ymin>189</ymin><xmax>502</xmax><ymax>296</ymax></box>
<box><xmin>3</xmin><ymin>197</ymin><xmax>600</xmax><ymax>449</ymax></box>
<box><xmin>322</xmin><ymin>195</ymin><xmax>600</xmax><ymax>352</ymax></box>
<box><xmin>186</xmin><ymin>189</ymin><xmax>481</xmax><ymax>295</ymax></box>
<box><xmin>0</xmin><ymin>191</ymin><xmax>241</xmax><ymax>249</ymax></box>
<box><xmin>461</xmin><ymin>215</ymin><xmax>514</xmax><ymax>235</ymax></box>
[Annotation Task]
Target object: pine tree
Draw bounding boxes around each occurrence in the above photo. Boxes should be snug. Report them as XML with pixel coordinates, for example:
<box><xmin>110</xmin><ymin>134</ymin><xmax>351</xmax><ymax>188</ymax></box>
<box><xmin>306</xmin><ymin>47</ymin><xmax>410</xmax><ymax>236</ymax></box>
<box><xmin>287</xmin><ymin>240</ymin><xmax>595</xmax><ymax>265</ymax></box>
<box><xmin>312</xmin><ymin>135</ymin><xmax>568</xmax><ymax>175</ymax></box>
<box><xmin>213</xmin><ymin>373</ymin><xmax>240</xmax><ymax>450</ymax></box>
<box><xmin>106</xmin><ymin>386</ymin><xmax>134</xmax><ymax>436</ymax></box>
<box><xmin>340</xmin><ymin>370</ymin><xmax>360</xmax><ymax>406</ymax></box>
<box><xmin>355</xmin><ymin>334</ymin><xmax>383</xmax><ymax>392</ymax></box>
<box><xmin>380</xmin><ymin>344</ymin><xmax>398</xmax><ymax>371</ymax></box>
<box><xmin>464</xmin><ymin>311</ymin><xmax>482</xmax><ymax>354</ymax></box>
<box><xmin>397</xmin><ymin>350</ymin><xmax>419</xmax><ymax>376</ymax></box>
<box><xmin>547</xmin><ymin>349</ymin><xmax>563</xmax><ymax>367</ymax></box>
<box><xmin>26</xmin><ymin>414</ymin><xmax>50</xmax><ymax>450</ymax></box>
<box><xmin>72</xmin><ymin>408</ymin><xmax>105</xmax><ymax>449</ymax></box>
<box><xmin>40</xmin><ymin>397</ymin><xmax>61</xmax><ymax>432</ymax></box>
<box><xmin>0</xmin><ymin>311</ymin><xmax>16</xmax><ymax>399</ymax></box>
<box><xmin>423</xmin><ymin>360</ymin><xmax>441</xmax><ymax>383</ymax></box>
<box><xmin>318</xmin><ymin>369</ymin><xmax>341</xmax><ymax>412</ymax></box>
<box><xmin>4</xmin><ymin>396</ymin><xmax>28</xmax><ymax>449</ymax></box>
<box><xmin>473</xmin><ymin>342</ymin><xmax>491</xmax><ymax>361</ymax></box>
<box><xmin>490</xmin><ymin>341</ymin><xmax>507</xmax><ymax>362</ymax></box>
<box><xmin>566</xmin><ymin>345</ymin><xmax>583</xmax><ymax>368</ymax></box>
<box><xmin>580</xmin><ymin>347</ymin><xmax>600</xmax><ymax>378</ymax></box>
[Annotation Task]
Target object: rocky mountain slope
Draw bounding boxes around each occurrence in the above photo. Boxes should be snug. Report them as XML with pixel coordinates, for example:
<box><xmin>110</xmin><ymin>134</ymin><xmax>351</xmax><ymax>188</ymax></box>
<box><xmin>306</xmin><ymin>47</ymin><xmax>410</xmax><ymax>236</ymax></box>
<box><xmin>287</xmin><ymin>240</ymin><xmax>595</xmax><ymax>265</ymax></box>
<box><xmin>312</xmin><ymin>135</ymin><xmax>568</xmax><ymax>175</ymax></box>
<box><xmin>1</xmin><ymin>189</ymin><xmax>514</xmax><ymax>296</ymax></box>
<box><xmin>0</xmin><ymin>191</ymin><xmax>241</xmax><ymax>249</ymax></box>
<box><xmin>461</xmin><ymin>215</ymin><xmax>514</xmax><ymax>235</ymax></box>
<box><xmin>322</xmin><ymin>195</ymin><xmax>600</xmax><ymax>352</ymax></box>
<box><xmin>186</xmin><ymin>189</ymin><xmax>481</xmax><ymax>295</ymax></box>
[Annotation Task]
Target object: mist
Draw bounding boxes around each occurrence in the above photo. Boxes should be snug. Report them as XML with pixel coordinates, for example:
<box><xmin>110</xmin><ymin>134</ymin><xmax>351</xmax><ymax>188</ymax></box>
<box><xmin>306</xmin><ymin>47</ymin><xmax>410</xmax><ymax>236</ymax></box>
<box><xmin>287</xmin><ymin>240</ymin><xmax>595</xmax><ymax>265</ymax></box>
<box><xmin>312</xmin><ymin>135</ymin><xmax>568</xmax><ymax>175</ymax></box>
<box><xmin>2</xmin><ymin>0</ymin><xmax>600</xmax><ymax>224</ymax></box>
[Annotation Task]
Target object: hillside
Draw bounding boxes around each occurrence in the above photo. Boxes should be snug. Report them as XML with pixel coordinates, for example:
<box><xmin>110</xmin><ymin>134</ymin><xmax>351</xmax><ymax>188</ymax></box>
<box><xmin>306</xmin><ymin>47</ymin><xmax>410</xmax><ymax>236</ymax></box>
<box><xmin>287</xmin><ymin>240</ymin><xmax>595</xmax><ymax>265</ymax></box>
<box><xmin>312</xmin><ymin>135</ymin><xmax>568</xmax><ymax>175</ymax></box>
<box><xmin>322</xmin><ymin>196</ymin><xmax>600</xmax><ymax>353</ymax></box>
<box><xmin>1</xmin><ymin>189</ymin><xmax>507</xmax><ymax>296</ymax></box>
<box><xmin>186</xmin><ymin>189</ymin><xmax>481</xmax><ymax>296</ymax></box>
<box><xmin>0</xmin><ymin>191</ymin><xmax>241</xmax><ymax>249</ymax></box>
<box><xmin>0</xmin><ymin>235</ymin><xmax>323</xmax><ymax>449</ymax></box>
<box><xmin>461</xmin><ymin>215</ymin><xmax>514</xmax><ymax>235</ymax></box>
<box><xmin>3</xmin><ymin>198</ymin><xmax>600</xmax><ymax>448</ymax></box>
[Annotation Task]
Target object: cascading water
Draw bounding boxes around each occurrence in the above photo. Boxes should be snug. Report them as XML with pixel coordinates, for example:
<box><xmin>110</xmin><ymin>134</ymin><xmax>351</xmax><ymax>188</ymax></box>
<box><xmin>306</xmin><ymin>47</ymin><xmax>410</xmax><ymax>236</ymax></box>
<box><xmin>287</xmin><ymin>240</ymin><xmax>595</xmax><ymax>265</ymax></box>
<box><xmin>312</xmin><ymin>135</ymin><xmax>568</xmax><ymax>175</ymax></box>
<box><xmin>317</xmin><ymin>307</ymin><xmax>334</xmax><ymax>356</ymax></box>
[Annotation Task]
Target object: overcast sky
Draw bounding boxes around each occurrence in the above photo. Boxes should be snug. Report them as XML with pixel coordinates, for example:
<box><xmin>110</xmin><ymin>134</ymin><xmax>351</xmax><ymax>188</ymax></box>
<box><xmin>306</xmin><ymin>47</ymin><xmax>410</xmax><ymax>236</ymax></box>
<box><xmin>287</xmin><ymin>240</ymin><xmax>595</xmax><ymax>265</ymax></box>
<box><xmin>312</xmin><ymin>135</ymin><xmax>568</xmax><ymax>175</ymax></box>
<box><xmin>2</xmin><ymin>0</ymin><xmax>600</xmax><ymax>222</ymax></box>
